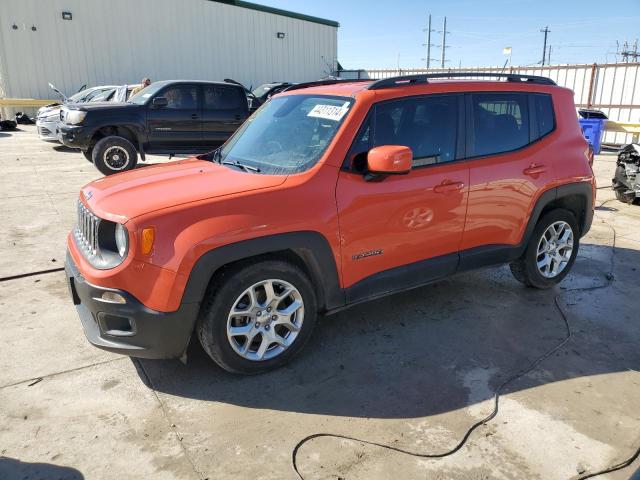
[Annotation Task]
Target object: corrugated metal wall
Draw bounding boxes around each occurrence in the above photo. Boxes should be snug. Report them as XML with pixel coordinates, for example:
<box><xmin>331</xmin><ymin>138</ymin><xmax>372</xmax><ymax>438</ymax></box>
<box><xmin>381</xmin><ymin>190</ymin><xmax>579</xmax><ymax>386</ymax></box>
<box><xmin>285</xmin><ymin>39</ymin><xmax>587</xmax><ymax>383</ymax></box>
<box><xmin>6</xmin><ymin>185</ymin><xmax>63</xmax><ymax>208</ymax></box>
<box><xmin>0</xmin><ymin>0</ymin><xmax>337</xmax><ymax>115</ymax></box>
<box><xmin>342</xmin><ymin>63</ymin><xmax>640</xmax><ymax>145</ymax></box>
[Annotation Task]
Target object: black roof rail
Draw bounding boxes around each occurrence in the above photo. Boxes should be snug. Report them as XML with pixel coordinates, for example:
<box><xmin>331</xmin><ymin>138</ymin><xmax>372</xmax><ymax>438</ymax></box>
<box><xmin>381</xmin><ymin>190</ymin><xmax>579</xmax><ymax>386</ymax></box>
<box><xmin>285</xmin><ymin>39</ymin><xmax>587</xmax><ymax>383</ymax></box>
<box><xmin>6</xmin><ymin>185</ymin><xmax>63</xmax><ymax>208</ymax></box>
<box><xmin>283</xmin><ymin>78</ymin><xmax>371</xmax><ymax>92</ymax></box>
<box><xmin>367</xmin><ymin>72</ymin><xmax>556</xmax><ymax>90</ymax></box>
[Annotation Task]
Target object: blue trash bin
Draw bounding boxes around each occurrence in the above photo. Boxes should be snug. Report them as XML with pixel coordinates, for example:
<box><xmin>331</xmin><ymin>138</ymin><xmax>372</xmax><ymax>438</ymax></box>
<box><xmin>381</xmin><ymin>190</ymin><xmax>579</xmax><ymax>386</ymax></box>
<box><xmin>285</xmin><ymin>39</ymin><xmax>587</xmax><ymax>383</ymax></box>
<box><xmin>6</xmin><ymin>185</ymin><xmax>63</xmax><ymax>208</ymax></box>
<box><xmin>579</xmin><ymin>118</ymin><xmax>606</xmax><ymax>154</ymax></box>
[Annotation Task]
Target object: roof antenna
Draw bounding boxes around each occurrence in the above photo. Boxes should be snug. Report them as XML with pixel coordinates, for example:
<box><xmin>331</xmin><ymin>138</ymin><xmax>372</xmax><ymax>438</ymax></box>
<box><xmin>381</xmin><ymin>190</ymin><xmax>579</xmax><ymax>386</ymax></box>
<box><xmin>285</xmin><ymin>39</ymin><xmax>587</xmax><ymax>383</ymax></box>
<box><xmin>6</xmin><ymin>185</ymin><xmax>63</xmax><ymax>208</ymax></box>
<box><xmin>500</xmin><ymin>57</ymin><xmax>509</xmax><ymax>75</ymax></box>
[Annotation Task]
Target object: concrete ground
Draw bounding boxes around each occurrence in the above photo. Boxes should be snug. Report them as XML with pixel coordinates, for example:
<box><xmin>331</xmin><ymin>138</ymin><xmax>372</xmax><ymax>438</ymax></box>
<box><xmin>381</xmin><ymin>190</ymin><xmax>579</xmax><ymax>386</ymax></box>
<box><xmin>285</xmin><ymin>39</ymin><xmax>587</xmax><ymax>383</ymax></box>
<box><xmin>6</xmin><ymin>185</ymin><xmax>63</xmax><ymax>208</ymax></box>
<box><xmin>0</xmin><ymin>125</ymin><xmax>639</xmax><ymax>480</ymax></box>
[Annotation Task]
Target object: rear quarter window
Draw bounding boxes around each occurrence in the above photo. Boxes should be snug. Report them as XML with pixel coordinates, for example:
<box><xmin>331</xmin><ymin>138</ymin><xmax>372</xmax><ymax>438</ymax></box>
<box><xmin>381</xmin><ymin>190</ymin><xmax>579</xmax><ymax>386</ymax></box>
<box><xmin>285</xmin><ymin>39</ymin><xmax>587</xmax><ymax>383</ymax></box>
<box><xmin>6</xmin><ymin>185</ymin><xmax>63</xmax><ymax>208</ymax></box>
<box><xmin>532</xmin><ymin>94</ymin><xmax>555</xmax><ymax>138</ymax></box>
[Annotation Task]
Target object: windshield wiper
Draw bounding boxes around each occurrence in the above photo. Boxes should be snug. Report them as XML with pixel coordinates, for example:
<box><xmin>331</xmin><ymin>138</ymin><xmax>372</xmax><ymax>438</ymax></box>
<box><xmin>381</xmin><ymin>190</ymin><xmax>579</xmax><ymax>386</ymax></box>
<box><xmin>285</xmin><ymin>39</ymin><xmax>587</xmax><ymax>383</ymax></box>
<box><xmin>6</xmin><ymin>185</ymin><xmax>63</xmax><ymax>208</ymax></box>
<box><xmin>221</xmin><ymin>160</ymin><xmax>260</xmax><ymax>173</ymax></box>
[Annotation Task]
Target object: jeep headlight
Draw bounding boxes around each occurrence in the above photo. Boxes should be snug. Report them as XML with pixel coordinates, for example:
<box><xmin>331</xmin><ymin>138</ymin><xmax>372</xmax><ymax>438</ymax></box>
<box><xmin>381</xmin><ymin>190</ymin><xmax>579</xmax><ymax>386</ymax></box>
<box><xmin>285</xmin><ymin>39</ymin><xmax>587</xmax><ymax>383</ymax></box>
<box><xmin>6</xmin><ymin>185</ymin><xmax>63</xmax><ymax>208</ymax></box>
<box><xmin>74</xmin><ymin>200</ymin><xmax>130</xmax><ymax>269</ymax></box>
<box><xmin>66</xmin><ymin>110</ymin><xmax>87</xmax><ymax>125</ymax></box>
<box><xmin>115</xmin><ymin>223</ymin><xmax>128</xmax><ymax>257</ymax></box>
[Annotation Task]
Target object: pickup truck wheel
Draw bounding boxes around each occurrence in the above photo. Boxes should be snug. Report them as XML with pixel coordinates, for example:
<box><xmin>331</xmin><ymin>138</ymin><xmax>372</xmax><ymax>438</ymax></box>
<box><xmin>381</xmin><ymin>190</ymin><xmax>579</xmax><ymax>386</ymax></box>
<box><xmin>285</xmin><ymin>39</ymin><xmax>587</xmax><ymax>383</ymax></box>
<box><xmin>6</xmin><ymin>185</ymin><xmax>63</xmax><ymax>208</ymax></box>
<box><xmin>82</xmin><ymin>149</ymin><xmax>93</xmax><ymax>163</ymax></box>
<box><xmin>510</xmin><ymin>208</ymin><xmax>579</xmax><ymax>289</ymax></box>
<box><xmin>197</xmin><ymin>260</ymin><xmax>317</xmax><ymax>374</ymax></box>
<box><xmin>92</xmin><ymin>136</ymin><xmax>137</xmax><ymax>175</ymax></box>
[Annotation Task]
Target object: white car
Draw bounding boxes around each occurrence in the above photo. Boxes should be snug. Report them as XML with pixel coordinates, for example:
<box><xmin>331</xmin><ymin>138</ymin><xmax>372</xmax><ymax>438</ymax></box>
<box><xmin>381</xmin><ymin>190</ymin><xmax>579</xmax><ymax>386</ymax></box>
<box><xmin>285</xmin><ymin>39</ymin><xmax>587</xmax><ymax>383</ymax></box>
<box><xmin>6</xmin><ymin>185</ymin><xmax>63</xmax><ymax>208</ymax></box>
<box><xmin>36</xmin><ymin>84</ymin><xmax>140</xmax><ymax>141</ymax></box>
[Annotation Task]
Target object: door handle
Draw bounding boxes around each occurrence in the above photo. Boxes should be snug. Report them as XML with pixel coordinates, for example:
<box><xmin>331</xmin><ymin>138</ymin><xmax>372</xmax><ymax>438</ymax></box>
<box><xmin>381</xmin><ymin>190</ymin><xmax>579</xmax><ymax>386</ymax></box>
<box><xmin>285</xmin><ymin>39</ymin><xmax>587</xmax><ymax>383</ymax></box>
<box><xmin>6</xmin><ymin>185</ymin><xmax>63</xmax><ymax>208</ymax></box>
<box><xmin>523</xmin><ymin>163</ymin><xmax>547</xmax><ymax>176</ymax></box>
<box><xmin>191</xmin><ymin>113</ymin><xmax>200</xmax><ymax>119</ymax></box>
<box><xmin>433</xmin><ymin>180</ymin><xmax>465</xmax><ymax>194</ymax></box>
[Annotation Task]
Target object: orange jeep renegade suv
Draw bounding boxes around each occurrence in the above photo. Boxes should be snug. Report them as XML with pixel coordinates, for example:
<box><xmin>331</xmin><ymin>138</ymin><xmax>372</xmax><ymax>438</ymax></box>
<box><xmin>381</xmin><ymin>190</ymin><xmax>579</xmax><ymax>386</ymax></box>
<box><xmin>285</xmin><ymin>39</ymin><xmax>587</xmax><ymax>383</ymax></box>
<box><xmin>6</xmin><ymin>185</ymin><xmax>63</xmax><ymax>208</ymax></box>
<box><xmin>65</xmin><ymin>73</ymin><xmax>595</xmax><ymax>374</ymax></box>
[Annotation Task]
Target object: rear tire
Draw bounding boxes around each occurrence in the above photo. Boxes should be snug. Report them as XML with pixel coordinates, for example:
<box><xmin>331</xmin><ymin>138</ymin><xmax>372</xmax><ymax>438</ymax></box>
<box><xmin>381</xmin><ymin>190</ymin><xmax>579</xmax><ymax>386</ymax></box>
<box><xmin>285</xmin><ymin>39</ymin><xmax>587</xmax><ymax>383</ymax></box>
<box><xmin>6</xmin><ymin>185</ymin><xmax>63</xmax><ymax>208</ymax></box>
<box><xmin>510</xmin><ymin>208</ymin><xmax>579</xmax><ymax>289</ymax></box>
<box><xmin>92</xmin><ymin>136</ymin><xmax>138</xmax><ymax>176</ymax></box>
<box><xmin>197</xmin><ymin>260</ymin><xmax>318</xmax><ymax>374</ymax></box>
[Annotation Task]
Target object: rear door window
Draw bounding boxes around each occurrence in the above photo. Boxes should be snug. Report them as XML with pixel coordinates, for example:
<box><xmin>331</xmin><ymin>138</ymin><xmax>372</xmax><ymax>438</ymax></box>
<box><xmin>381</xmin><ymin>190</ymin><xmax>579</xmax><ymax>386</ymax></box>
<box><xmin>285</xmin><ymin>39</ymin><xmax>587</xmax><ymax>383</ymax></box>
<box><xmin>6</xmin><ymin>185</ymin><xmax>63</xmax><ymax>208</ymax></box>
<box><xmin>161</xmin><ymin>85</ymin><xmax>198</xmax><ymax>110</ymax></box>
<box><xmin>372</xmin><ymin>95</ymin><xmax>459</xmax><ymax>167</ymax></box>
<box><xmin>204</xmin><ymin>86</ymin><xmax>246</xmax><ymax>110</ymax></box>
<box><xmin>469</xmin><ymin>93</ymin><xmax>530</xmax><ymax>157</ymax></box>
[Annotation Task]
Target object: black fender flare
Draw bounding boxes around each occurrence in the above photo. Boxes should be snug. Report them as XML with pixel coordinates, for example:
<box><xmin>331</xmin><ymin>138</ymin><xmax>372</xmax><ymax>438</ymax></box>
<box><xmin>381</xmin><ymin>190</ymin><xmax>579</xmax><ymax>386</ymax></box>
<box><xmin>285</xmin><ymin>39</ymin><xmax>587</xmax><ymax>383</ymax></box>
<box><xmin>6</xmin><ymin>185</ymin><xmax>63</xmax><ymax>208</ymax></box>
<box><xmin>180</xmin><ymin>231</ymin><xmax>345</xmax><ymax>312</ymax></box>
<box><xmin>522</xmin><ymin>181</ymin><xmax>594</xmax><ymax>247</ymax></box>
<box><xmin>88</xmin><ymin>122</ymin><xmax>146</xmax><ymax>151</ymax></box>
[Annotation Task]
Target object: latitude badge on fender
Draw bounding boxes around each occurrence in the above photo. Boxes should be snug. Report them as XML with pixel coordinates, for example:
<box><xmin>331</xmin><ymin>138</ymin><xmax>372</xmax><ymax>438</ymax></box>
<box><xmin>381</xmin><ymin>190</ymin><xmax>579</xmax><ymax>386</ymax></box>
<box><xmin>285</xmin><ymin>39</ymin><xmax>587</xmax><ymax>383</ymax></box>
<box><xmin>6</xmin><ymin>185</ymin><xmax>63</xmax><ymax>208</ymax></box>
<box><xmin>352</xmin><ymin>249</ymin><xmax>384</xmax><ymax>260</ymax></box>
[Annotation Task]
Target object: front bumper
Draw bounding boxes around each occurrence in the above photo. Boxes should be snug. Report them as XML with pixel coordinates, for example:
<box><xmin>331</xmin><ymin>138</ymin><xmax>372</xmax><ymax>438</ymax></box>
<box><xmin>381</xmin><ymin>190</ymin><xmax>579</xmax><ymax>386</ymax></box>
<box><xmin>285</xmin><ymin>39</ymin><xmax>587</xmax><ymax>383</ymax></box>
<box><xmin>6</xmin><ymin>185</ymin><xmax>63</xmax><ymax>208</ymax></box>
<box><xmin>36</xmin><ymin>119</ymin><xmax>59</xmax><ymax>141</ymax></box>
<box><xmin>613</xmin><ymin>164</ymin><xmax>639</xmax><ymax>197</ymax></box>
<box><xmin>65</xmin><ymin>251</ymin><xmax>200</xmax><ymax>359</ymax></box>
<box><xmin>58</xmin><ymin>124</ymin><xmax>92</xmax><ymax>150</ymax></box>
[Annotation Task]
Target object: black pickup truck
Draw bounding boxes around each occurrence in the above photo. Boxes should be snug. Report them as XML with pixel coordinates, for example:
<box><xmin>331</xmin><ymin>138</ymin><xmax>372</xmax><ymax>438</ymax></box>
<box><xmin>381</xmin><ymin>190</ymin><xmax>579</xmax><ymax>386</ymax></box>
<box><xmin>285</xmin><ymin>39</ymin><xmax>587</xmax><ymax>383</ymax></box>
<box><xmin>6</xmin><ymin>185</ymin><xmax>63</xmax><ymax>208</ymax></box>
<box><xmin>58</xmin><ymin>80</ymin><xmax>249</xmax><ymax>175</ymax></box>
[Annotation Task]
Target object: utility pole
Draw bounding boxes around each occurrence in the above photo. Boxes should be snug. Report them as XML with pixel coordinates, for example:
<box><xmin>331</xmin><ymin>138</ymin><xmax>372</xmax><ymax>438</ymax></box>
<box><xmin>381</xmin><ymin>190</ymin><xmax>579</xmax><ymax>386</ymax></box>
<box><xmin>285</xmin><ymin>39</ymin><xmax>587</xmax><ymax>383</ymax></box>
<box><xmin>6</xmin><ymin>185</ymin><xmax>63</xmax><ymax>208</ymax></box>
<box><xmin>619</xmin><ymin>40</ymin><xmax>639</xmax><ymax>62</ymax></box>
<box><xmin>547</xmin><ymin>45</ymin><xmax>552</xmax><ymax>65</ymax></box>
<box><xmin>422</xmin><ymin>14</ymin><xmax>434</xmax><ymax>69</ymax></box>
<box><xmin>540</xmin><ymin>26</ymin><xmax>550</xmax><ymax>66</ymax></box>
<box><xmin>439</xmin><ymin>17</ymin><xmax>449</xmax><ymax>68</ymax></box>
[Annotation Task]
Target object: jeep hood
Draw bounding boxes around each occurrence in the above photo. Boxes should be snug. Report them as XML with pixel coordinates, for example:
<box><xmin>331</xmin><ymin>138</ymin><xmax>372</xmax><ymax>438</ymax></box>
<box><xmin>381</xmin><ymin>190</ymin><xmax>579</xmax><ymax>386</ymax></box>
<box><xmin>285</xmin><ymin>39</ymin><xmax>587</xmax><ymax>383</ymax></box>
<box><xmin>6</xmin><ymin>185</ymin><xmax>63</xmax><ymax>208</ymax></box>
<box><xmin>81</xmin><ymin>158</ymin><xmax>287</xmax><ymax>222</ymax></box>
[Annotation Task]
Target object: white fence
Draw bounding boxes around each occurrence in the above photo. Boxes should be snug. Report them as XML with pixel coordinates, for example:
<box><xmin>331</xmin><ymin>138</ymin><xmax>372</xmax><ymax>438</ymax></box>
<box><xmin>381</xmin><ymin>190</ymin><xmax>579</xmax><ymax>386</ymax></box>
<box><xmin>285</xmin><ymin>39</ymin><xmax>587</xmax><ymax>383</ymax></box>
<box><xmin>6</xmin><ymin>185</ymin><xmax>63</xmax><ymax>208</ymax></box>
<box><xmin>340</xmin><ymin>63</ymin><xmax>640</xmax><ymax>145</ymax></box>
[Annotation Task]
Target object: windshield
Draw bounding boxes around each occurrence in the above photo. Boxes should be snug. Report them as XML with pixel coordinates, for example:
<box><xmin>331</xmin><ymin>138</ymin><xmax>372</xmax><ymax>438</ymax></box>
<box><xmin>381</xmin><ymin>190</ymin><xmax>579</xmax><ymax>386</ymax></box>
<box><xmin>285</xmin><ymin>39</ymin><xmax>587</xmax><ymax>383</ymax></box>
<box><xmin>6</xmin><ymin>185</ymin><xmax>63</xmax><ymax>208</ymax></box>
<box><xmin>220</xmin><ymin>95</ymin><xmax>353</xmax><ymax>175</ymax></box>
<box><xmin>251</xmin><ymin>84</ymin><xmax>277</xmax><ymax>98</ymax></box>
<box><xmin>87</xmin><ymin>88</ymin><xmax>116</xmax><ymax>102</ymax></box>
<box><xmin>127</xmin><ymin>82</ymin><xmax>164</xmax><ymax>104</ymax></box>
<box><xmin>68</xmin><ymin>88</ymin><xmax>93</xmax><ymax>103</ymax></box>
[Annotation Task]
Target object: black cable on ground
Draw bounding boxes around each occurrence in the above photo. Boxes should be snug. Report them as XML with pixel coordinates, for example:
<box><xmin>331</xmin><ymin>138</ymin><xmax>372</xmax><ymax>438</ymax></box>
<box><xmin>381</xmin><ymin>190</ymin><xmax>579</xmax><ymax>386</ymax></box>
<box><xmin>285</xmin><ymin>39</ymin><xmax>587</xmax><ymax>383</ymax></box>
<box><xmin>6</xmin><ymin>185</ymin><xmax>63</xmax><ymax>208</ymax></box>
<box><xmin>0</xmin><ymin>267</ymin><xmax>64</xmax><ymax>282</ymax></box>
<box><xmin>292</xmin><ymin>211</ymin><xmax>639</xmax><ymax>479</ymax></box>
<box><xmin>576</xmin><ymin>446</ymin><xmax>640</xmax><ymax>480</ymax></box>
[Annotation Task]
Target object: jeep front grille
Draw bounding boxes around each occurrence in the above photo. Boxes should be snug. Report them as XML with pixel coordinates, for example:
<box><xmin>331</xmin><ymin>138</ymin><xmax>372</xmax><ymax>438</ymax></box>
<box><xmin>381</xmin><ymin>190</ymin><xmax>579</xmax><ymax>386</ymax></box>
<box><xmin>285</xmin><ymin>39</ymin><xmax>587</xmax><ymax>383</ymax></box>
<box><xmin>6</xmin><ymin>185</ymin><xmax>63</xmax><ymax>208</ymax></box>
<box><xmin>75</xmin><ymin>200</ymin><xmax>100</xmax><ymax>257</ymax></box>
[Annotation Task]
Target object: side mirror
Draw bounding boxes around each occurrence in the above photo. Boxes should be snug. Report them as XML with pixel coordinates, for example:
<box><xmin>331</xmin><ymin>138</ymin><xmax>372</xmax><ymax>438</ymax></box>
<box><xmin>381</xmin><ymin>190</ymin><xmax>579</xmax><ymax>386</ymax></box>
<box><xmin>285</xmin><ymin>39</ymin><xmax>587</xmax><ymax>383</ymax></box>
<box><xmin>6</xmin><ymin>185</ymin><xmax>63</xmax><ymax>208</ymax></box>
<box><xmin>152</xmin><ymin>97</ymin><xmax>168</xmax><ymax>108</ymax></box>
<box><xmin>366</xmin><ymin>145</ymin><xmax>412</xmax><ymax>181</ymax></box>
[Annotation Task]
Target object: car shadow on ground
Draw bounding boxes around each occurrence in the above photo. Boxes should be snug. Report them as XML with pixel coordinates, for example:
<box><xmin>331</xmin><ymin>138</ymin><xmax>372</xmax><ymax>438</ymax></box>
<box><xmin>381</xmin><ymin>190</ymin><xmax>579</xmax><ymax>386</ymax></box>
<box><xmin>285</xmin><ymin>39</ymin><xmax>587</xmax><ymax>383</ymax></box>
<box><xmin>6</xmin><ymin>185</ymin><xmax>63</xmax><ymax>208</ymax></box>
<box><xmin>135</xmin><ymin>242</ymin><xmax>640</xmax><ymax>420</ymax></box>
<box><xmin>52</xmin><ymin>144</ymin><xmax>78</xmax><ymax>153</ymax></box>
<box><xmin>0</xmin><ymin>456</ymin><xmax>84</xmax><ymax>479</ymax></box>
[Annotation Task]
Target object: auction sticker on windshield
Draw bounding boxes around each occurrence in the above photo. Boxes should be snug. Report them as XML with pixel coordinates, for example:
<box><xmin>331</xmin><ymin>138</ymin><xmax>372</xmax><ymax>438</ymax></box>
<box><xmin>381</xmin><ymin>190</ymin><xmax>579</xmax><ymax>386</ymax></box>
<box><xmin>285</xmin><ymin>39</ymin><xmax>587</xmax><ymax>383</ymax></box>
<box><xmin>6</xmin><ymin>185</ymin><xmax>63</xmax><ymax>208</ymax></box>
<box><xmin>307</xmin><ymin>102</ymin><xmax>350</xmax><ymax>122</ymax></box>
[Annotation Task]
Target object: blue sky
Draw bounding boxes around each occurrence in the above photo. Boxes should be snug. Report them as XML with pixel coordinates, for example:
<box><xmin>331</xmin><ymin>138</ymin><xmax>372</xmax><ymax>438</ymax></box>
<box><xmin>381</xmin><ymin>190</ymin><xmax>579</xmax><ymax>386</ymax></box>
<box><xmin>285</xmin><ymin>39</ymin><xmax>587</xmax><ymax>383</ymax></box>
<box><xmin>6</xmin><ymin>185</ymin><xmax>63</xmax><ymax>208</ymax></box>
<box><xmin>259</xmin><ymin>0</ymin><xmax>640</xmax><ymax>69</ymax></box>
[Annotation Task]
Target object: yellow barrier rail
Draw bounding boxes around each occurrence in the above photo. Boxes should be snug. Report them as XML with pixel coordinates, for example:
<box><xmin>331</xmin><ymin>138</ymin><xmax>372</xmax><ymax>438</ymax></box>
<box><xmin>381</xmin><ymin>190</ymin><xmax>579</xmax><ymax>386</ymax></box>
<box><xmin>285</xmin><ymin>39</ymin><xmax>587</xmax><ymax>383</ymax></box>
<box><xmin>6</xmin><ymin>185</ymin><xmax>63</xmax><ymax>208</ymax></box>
<box><xmin>0</xmin><ymin>98</ymin><xmax>57</xmax><ymax>107</ymax></box>
<box><xmin>604</xmin><ymin>120</ymin><xmax>640</xmax><ymax>134</ymax></box>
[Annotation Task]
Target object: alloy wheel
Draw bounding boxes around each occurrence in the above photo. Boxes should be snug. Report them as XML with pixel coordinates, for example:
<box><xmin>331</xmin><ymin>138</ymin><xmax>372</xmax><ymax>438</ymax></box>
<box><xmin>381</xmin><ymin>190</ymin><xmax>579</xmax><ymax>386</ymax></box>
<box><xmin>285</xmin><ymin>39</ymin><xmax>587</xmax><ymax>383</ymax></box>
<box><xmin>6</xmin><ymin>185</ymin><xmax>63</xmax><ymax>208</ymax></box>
<box><xmin>226</xmin><ymin>279</ymin><xmax>304</xmax><ymax>361</ymax></box>
<box><xmin>536</xmin><ymin>220</ymin><xmax>574</xmax><ymax>278</ymax></box>
<box><xmin>104</xmin><ymin>145</ymin><xmax>130</xmax><ymax>171</ymax></box>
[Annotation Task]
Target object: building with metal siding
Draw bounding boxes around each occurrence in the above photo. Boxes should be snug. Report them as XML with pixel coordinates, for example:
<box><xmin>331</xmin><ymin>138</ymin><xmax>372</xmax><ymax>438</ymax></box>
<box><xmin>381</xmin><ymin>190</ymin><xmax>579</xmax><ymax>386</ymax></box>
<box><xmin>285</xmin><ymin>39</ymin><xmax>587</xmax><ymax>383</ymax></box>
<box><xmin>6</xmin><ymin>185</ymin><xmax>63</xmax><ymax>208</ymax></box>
<box><xmin>0</xmin><ymin>0</ymin><xmax>338</xmax><ymax>115</ymax></box>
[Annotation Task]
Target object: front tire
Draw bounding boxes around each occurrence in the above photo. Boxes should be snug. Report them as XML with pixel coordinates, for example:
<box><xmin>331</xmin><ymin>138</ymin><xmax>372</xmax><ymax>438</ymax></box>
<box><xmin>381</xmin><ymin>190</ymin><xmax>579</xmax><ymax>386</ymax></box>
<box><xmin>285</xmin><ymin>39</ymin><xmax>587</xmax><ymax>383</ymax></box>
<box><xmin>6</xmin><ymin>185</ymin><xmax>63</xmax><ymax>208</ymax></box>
<box><xmin>92</xmin><ymin>136</ymin><xmax>138</xmax><ymax>176</ymax></box>
<box><xmin>82</xmin><ymin>149</ymin><xmax>93</xmax><ymax>163</ymax></box>
<box><xmin>197</xmin><ymin>260</ymin><xmax>318</xmax><ymax>374</ymax></box>
<box><xmin>510</xmin><ymin>208</ymin><xmax>579</xmax><ymax>289</ymax></box>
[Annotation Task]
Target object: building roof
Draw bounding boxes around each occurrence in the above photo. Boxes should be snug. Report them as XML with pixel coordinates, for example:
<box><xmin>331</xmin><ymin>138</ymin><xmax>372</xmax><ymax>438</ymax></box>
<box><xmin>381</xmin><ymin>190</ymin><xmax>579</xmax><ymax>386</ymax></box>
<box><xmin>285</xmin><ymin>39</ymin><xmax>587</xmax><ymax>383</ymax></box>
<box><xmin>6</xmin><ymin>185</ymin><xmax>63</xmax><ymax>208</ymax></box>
<box><xmin>209</xmin><ymin>0</ymin><xmax>339</xmax><ymax>28</ymax></box>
